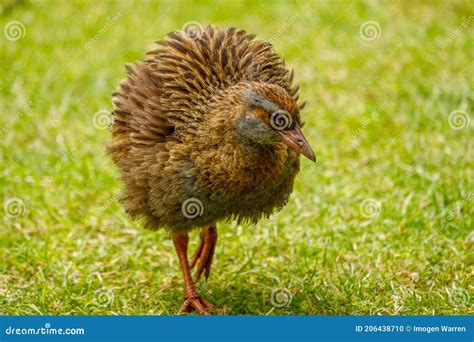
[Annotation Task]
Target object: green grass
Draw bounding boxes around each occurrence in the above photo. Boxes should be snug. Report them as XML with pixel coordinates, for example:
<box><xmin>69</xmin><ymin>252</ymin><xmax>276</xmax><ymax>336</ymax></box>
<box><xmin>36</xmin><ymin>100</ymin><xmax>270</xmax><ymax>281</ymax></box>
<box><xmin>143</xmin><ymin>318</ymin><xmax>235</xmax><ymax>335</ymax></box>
<box><xmin>1</xmin><ymin>0</ymin><xmax>472</xmax><ymax>315</ymax></box>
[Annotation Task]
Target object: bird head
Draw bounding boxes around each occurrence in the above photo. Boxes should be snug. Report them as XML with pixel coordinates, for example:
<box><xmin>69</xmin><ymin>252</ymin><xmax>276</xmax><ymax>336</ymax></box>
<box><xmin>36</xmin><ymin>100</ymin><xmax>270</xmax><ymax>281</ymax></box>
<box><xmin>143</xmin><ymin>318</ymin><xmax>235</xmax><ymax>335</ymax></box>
<box><xmin>234</xmin><ymin>86</ymin><xmax>315</xmax><ymax>162</ymax></box>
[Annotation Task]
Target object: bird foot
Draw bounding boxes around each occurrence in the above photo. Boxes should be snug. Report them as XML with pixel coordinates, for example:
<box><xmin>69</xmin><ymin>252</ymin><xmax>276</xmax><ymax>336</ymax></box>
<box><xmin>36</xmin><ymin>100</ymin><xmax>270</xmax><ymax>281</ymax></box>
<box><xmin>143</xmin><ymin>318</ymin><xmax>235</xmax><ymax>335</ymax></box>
<box><xmin>172</xmin><ymin>229</ymin><xmax>222</xmax><ymax>316</ymax></box>
<box><xmin>181</xmin><ymin>292</ymin><xmax>222</xmax><ymax>315</ymax></box>
<box><xmin>190</xmin><ymin>226</ymin><xmax>217</xmax><ymax>282</ymax></box>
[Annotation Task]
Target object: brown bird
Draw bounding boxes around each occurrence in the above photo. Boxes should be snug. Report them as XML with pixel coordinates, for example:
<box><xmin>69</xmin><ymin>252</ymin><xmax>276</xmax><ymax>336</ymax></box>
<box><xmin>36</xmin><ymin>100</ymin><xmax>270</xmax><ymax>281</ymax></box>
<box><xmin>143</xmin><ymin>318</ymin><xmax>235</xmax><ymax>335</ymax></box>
<box><xmin>108</xmin><ymin>25</ymin><xmax>315</xmax><ymax>315</ymax></box>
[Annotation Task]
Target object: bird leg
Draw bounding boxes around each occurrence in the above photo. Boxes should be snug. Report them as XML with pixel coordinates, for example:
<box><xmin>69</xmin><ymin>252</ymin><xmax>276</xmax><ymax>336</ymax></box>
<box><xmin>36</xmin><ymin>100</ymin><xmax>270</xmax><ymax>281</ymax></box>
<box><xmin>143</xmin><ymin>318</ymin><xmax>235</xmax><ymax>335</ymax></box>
<box><xmin>190</xmin><ymin>226</ymin><xmax>217</xmax><ymax>282</ymax></box>
<box><xmin>172</xmin><ymin>232</ymin><xmax>218</xmax><ymax>315</ymax></box>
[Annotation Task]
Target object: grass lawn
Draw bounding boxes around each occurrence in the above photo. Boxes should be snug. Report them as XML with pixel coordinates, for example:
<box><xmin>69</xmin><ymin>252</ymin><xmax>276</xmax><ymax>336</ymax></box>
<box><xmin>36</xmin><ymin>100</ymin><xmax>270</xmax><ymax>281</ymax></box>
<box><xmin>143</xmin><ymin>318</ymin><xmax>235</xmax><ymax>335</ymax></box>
<box><xmin>1</xmin><ymin>0</ymin><xmax>472</xmax><ymax>315</ymax></box>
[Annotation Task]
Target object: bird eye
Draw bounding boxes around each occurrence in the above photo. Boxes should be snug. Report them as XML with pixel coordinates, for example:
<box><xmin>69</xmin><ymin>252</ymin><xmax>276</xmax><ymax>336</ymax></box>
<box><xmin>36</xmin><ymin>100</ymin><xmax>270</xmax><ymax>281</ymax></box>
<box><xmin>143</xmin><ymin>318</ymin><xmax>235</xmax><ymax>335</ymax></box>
<box><xmin>269</xmin><ymin>110</ymin><xmax>293</xmax><ymax>131</ymax></box>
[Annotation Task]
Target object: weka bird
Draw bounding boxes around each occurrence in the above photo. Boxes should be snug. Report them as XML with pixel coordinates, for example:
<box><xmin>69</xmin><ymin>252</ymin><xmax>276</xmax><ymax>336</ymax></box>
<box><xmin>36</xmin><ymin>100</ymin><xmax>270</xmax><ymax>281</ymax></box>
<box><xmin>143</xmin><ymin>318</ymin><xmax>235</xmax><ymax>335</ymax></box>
<box><xmin>108</xmin><ymin>25</ymin><xmax>315</xmax><ymax>314</ymax></box>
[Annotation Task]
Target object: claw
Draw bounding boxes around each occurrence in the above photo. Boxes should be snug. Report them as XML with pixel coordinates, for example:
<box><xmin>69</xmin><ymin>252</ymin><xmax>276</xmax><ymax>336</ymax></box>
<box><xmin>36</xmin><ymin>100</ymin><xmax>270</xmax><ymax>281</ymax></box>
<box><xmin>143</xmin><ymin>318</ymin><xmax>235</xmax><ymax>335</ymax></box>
<box><xmin>181</xmin><ymin>293</ymin><xmax>211</xmax><ymax>315</ymax></box>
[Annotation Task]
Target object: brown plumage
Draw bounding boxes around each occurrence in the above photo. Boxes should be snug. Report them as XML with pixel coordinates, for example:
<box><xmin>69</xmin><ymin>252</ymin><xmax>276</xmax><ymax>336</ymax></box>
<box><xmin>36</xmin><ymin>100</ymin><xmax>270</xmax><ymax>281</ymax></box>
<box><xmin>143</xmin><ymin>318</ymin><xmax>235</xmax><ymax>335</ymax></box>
<box><xmin>108</xmin><ymin>25</ymin><xmax>315</xmax><ymax>314</ymax></box>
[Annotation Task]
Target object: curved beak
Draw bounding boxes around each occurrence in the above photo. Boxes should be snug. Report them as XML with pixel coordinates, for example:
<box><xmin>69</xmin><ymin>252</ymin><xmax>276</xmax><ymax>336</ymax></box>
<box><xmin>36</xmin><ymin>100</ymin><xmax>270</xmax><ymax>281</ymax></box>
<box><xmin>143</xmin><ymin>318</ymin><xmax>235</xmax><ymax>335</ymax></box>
<box><xmin>279</xmin><ymin>124</ymin><xmax>316</xmax><ymax>162</ymax></box>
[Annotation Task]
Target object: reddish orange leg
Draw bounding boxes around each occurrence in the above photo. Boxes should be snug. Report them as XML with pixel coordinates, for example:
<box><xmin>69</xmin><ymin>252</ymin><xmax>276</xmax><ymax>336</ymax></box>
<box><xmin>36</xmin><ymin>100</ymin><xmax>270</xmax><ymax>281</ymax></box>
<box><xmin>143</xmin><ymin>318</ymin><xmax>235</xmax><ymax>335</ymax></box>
<box><xmin>190</xmin><ymin>226</ymin><xmax>218</xmax><ymax>282</ymax></box>
<box><xmin>172</xmin><ymin>232</ymin><xmax>219</xmax><ymax>315</ymax></box>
